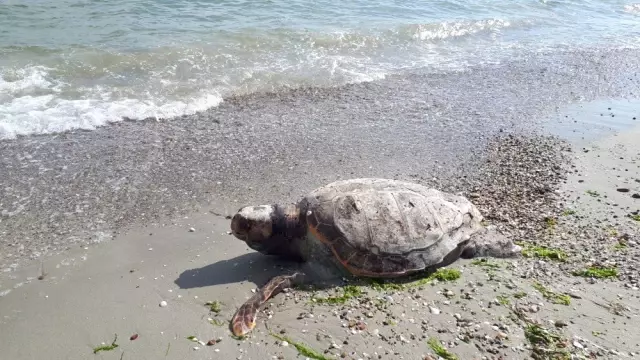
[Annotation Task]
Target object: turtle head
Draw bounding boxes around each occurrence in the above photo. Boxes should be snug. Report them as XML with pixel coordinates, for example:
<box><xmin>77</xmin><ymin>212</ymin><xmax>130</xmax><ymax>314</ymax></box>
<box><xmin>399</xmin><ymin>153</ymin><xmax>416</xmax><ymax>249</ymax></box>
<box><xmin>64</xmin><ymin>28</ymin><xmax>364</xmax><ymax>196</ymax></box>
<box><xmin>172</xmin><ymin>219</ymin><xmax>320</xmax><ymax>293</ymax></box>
<box><xmin>231</xmin><ymin>205</ymin><xmax>276</xmax><ymax>253</ymax></box>
<box><xmin>230</xmin><ymin>204</ymin><xmax>306</xmax><ymax>260</ymax></box>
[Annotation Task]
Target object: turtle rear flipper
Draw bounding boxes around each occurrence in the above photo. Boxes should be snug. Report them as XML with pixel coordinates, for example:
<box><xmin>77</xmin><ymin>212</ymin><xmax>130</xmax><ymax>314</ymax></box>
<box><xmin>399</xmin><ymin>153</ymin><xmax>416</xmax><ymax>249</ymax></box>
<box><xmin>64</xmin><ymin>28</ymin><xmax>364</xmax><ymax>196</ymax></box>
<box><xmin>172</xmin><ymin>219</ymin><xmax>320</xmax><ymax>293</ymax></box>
<box><xmin>231</xmin><ymin>272</ymin><xmax>305</xmax><ymax>337</ymax></box>
<box><xmin>461</xmin><ymin>227</ymin><xmax>522</xmax><ymax>259</ymax></box>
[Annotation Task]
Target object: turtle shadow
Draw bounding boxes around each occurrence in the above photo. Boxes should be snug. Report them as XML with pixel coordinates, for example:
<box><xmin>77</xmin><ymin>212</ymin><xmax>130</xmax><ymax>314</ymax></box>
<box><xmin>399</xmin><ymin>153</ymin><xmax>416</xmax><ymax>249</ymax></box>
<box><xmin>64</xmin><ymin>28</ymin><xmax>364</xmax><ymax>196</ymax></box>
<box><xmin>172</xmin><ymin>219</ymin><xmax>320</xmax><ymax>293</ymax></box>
<box><xmin>174</xmin><ymin>252</ymin><xmax>304</xmax><ymax>289</ymax></box>
<box><xmin>174</xmin><ymin>250</ymin><xmax>455</xmax><ymax>292</ymax></box>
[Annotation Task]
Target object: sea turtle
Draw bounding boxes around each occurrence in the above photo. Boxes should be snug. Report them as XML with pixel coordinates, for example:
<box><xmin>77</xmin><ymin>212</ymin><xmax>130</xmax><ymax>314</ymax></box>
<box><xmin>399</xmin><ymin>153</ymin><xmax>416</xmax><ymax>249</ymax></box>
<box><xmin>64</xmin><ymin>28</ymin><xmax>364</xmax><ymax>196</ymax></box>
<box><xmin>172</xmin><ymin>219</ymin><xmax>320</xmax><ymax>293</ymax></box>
<box><xmin>228</xmin><ymin>178</ymin><xmax>521</xmax><ymax>336</ymax></box>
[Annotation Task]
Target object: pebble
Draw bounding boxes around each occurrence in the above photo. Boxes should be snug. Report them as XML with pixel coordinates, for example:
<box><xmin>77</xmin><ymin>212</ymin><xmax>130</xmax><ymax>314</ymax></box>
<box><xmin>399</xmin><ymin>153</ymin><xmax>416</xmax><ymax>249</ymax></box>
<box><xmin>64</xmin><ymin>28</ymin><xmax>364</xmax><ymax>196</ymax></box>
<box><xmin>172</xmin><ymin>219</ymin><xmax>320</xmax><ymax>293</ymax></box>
<box><xmin>397</xmin><ymin>335</ymin><xmax>410</xmax><ymax>343</ymax></box>
<box><xmin>555</xmin><ymin>320</ymin><xmax>568</xmax><ymax>328</ymax></box>
<box><xmin>189</xmin><ymin>227</ymin><xmax>196</xmax><ymax>232</ymax></box>
<box><xmin>429</xmin><ymin>307</ymin><xmax>441</xmax><ymax>315</ymax></box>
<box><xmin>567</xmin><ymin>290</ymin><xmax>582</xmax><ymax>299</ymax></box>
<box><xmin>280</xmin><ymin>341</ymin><xmax>289</xmax><ymax>347</ymax></box>
<box><xmin>159</xmin><ymin>300</ymin><xmax>167</xmax><ymax>307</ymax></box>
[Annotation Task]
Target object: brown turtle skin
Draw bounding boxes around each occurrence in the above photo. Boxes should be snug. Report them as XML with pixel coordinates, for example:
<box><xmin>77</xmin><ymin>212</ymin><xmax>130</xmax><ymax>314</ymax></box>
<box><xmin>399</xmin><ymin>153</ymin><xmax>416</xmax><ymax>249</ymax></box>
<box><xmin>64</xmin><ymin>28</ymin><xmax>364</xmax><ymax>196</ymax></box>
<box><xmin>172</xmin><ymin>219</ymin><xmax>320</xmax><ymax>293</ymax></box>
<box><xmin>228</xmin><ymin>178</ymin><xmax>521</xmax><ymax>336</ymax></box>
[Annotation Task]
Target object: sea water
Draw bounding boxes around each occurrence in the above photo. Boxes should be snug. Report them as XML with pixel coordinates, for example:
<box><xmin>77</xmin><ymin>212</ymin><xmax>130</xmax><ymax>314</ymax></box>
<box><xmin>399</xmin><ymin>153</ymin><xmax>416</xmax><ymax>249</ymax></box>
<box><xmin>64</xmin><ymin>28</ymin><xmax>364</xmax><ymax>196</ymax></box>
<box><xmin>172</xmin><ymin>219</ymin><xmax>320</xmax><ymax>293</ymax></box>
<box><xmin>1</xmin><ymin>0</ymin><xmax>639</xmax><ymax>139</ymax></box>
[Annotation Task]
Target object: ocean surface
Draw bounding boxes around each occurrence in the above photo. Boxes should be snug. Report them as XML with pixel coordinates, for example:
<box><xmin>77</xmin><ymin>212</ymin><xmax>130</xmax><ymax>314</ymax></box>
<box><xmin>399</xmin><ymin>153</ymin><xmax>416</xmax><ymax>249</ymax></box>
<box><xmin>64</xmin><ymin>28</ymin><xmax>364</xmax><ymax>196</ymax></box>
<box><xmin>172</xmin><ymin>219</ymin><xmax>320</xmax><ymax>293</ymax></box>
<box><xmin>1</xmin><ymin>0</ymin><xmax>639</xmax><ymax>139</ymax></box>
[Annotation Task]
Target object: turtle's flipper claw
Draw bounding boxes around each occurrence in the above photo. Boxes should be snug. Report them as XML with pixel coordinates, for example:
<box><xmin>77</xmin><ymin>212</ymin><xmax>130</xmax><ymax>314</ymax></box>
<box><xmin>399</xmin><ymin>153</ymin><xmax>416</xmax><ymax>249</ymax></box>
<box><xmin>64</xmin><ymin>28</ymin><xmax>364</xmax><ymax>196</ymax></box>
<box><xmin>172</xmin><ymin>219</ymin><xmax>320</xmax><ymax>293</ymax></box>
<box><xmin>230</xmin><ymin>273</ymin><xmax>303</xmax><ymax>337</ymax></box>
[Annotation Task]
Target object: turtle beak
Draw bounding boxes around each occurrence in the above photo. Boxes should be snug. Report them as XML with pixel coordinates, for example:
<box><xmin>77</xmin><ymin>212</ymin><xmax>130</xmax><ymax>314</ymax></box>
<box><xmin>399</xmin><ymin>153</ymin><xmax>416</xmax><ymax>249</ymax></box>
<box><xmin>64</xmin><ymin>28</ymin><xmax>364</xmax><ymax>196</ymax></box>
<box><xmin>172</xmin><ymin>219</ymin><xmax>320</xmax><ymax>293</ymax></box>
<box><xmin>230</xmin><ymin>214</ymin><xmax>249</xmax><ymax>242</ymax></box>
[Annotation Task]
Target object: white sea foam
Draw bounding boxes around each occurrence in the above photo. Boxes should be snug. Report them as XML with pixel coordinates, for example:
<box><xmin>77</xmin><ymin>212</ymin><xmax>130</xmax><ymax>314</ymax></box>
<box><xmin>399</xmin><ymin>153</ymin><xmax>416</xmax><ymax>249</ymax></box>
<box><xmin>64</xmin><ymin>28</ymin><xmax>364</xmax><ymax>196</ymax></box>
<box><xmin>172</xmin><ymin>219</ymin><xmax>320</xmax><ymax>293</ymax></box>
<box><xmin>0</xmin><ymin>53</ymin><xmax>391</xmax><ymax>139</ymax></box>
<box><xmin>0</xmin><ymin>66</ymin><xmax>223</xmax><ymax>139</ymax></box>
<box><xmin>411</xmin><ymin>19</ymin><xmax>512</xmax><ymax>41</ymax></box>
<box><xmin>624</xmin><ymin>4</ymin><xmax>640</xmax><ymax>14</ymax></box>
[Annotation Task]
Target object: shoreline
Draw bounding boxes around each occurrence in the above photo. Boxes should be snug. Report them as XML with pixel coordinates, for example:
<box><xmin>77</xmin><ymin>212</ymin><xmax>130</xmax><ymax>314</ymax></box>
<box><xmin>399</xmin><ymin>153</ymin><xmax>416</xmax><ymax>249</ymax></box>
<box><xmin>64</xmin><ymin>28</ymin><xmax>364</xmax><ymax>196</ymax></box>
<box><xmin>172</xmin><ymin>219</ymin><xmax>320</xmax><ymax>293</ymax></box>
<box><xmin>2</xmin><ymin>47</ymin><xmax>640</xmax><ymax>272</ymax></box>
<box><xmin>1</xmin><ymin>44</ymin><xmax>638</xmax><ymax>142</ymax></box>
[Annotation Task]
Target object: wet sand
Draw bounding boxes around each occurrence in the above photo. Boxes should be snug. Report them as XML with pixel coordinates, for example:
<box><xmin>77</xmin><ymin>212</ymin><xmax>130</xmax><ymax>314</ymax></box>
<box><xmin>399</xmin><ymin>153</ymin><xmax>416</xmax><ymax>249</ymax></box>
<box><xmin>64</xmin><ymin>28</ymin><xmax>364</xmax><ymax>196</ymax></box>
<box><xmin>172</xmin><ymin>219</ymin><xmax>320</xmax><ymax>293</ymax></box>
<box><xmin>1</xmin><ymin>47</ymin><xmax>640</xmax><ymax>359</ymax></box>
<box><xmin>2</xmin><ymin>47</ymin><xmax>639</xmax><ymax>270</ymax></box>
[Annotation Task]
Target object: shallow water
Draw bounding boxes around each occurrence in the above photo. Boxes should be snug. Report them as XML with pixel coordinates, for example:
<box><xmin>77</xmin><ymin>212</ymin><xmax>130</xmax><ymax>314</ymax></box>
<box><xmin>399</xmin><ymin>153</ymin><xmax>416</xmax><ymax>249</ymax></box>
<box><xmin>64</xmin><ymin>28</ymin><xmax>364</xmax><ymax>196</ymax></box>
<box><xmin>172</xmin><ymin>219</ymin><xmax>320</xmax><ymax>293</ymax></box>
<box><xmin>1</xmin><ymin>0</ymin><xmax>639</xmax><ymax>139</ymax></box>
<box><xmin>545</xmin><ymin>98</ymin><xmax>640</xmax><ymax>144</ymax></box>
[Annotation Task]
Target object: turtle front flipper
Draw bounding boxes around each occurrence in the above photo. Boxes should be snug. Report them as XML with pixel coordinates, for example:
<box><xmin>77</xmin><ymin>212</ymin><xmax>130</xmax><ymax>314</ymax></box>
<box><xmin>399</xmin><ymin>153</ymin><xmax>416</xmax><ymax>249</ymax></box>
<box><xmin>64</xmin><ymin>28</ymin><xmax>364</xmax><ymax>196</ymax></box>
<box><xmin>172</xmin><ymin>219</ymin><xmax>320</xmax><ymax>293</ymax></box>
<box><xmin>230</xmin><ymin>272</ymin><xmax>305</xmax><ymax>337</ymax></box>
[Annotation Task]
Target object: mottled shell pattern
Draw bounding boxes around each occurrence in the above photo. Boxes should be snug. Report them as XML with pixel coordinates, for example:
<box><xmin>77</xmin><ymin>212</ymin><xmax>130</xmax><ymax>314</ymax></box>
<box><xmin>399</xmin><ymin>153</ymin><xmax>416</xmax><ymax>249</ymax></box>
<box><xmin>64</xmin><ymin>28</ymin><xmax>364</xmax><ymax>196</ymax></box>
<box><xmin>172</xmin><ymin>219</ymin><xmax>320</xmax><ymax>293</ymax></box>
<box><xmin>298</xmin><ymin>178</ymin><xmax>484</xmax><ymax>277</ymax></box>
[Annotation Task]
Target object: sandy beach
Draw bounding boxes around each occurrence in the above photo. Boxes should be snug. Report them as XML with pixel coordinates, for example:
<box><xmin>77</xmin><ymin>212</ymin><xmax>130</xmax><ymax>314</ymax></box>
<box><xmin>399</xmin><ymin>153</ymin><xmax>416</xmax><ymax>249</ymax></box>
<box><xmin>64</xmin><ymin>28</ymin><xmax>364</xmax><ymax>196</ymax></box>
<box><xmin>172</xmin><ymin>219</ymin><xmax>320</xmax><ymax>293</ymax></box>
<box><xmin>1</xmin><ymin>49</ymin><xmax>640</xmax><ymax>359</ymax></box>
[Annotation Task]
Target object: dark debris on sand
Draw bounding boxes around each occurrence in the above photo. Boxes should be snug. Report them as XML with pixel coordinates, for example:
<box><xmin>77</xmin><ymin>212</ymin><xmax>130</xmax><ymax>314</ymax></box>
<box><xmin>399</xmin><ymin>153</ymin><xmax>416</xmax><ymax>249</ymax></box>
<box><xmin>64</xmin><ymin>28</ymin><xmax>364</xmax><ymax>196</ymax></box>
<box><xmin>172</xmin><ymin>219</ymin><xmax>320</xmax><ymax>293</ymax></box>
<box><xmin>467</xmin><ymin>133</ymin><xmax>572</xmax><ymax>242</ymax></box>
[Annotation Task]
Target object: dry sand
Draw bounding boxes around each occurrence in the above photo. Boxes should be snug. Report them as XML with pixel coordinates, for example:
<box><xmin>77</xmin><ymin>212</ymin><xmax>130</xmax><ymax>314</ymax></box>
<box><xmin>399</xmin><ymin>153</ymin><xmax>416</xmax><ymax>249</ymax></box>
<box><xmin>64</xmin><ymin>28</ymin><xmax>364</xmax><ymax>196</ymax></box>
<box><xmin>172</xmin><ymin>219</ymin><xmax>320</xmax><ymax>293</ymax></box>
<box><xmin>1</xmin><ymin>117</ymin><xmax>639</xmax><ymax>360</ymax></box>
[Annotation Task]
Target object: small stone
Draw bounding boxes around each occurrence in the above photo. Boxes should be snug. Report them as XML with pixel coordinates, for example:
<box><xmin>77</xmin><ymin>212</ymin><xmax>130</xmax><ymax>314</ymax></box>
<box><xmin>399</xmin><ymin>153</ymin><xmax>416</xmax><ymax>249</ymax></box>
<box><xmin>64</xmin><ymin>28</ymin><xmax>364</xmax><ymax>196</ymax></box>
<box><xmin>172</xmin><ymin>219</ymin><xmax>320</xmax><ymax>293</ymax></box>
<box><xmin>189</xmin><ymin>227</ymin><xmax>196</xmax><ymax>232</ymax></box>
<box><xmin>632</xmin><ymin>193</ymin><xmax>640</xmax><ymax>199</ymax></box>
<box><xmin>207</xmin><ymin>340</ymin><xmax>217</xmax><ymax>346</ymax></box>
<box><xmin>193</xmin><ymin>346</ymin><xmax>200</xmax><ymax>351</ymax></box>
<box><xmin>365</xmin><ymin>312</ymin><xmax>374</xmax><ymax>318</ymax></box>
<box><xmin>429</xmin><ymin>307</ymin><xmax>441</xmax><ymax>315</ymax></box>
<box><xmin>567</xmin><ymin>290</ymin><xmax>582</xmax><ymax>299</ymax></box>
<box><xmin>280</xmin><ymin>340</ymin><xmax>289</xmax><ymax>347</ymax></box>
<box><xmin>573</xmin><ymin>340</ymin><xmax>584</xmax><ymax>349</ymax></box>
<box><xmin>530</xmin><ymin>305</ymin><xmax>539</xmax><ymax>313</ymax></box>
<box><xmin>617</xmin><ymin>188</ymin><xmax>630</xmax><ymax>193</ymax></box>
<box><xmin>159</xmin><ymin>300</ymin><xmax>168</xmax><ymax>307</ymax></box>
<box><xmin>555</xmin><ymin>320</ymin><xmax>568</xmax><ymax>328</ymax></box>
